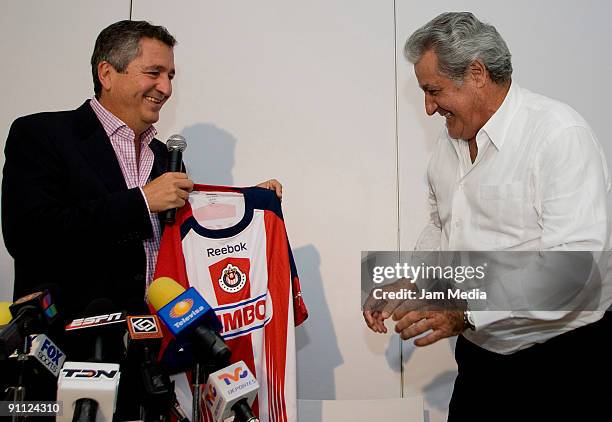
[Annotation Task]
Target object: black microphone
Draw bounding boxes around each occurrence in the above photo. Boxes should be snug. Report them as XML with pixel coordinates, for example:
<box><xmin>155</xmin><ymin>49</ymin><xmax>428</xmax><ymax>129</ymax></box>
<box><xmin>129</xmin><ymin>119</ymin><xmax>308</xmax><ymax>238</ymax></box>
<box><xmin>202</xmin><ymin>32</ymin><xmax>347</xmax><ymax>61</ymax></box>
<box><xmin>162</xmin><ymin>134</ymin><xmax>188</xmax><ymax>224</ymax></box>
<box><xmin>0</xmin><ymin>290</ymin><xmax>59</xmax><ymax>360</ymax></box>
<box><xmin>125</xmin><ymin>315</ymin><xmax>190</xmax><ymax>422</ymax></box>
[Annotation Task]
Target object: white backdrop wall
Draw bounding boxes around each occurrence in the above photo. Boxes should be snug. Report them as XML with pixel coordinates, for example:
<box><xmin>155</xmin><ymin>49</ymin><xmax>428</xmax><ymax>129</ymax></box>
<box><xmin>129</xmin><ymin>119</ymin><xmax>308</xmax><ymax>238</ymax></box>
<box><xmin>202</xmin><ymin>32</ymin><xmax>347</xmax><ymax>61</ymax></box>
<box><xmin>1</xmin><ymin>1</ymin><xmax>610</xmax><ymax>421</ymax></box>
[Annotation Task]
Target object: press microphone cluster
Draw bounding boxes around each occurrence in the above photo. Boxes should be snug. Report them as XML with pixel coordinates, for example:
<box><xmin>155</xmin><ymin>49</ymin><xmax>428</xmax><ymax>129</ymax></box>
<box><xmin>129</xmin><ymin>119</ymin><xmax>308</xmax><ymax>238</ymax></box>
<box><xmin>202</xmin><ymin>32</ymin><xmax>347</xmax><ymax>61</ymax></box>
<box><xmin>2</xmin><ymin>289</ymin><xmax>196</xmax><ymax>421</ymax></box>
<box><xmin>147</xmin><ymin>277</ymin><xmax>260</xmax><ymax>422</ymax></box>
<box><xmin>148</xmin><ymin>277</ymin><xmax>229</xmax><ymax>364</ymax></box>
<box><xmin>163</xmin><ymin>134</ymin><xmax>188</xmax><ymax>224</ymax></box>
<box><xmin>1</xmin><ymin>289</ymin><xmax>63</xmax><ymax>406</ymax></box>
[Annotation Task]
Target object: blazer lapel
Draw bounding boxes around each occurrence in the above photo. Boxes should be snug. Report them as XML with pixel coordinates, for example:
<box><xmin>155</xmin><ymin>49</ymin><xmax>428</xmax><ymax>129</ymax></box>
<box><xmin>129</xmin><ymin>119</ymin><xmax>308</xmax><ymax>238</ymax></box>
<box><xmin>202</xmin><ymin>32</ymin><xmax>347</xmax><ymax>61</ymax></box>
<box><xmin>74</xmin><ymin>101</ymin><xmax>128</xmax><ymax>193</ymax></box>
<box><xmin>149</xmin><ymin>140</ymin><xmax>168</xmax><ymax>180</ymax></box>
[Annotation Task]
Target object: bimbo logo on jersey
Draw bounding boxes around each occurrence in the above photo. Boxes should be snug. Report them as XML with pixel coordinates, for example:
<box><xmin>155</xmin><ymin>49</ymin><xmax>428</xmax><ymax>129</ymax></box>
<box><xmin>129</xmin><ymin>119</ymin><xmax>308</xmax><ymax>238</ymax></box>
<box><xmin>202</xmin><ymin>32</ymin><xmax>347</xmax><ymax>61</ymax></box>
<box><xmin>217</xmin><ymin>367</ymin><xmax>248</xmax><ymax>385</ymax></box>
<box><xmin>215</xmin><ymin>293</ymin><xmax>272</xmax><ymax>339</ymax></box>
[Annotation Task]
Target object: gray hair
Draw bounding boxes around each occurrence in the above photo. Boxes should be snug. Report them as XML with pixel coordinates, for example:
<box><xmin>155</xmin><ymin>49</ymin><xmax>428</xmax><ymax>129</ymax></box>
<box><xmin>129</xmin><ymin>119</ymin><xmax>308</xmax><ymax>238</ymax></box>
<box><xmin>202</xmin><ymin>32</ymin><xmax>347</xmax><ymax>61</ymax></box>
<box><xmin>91</xmin><ymin>20</ymin><xmax>177</xmax><ymax>97</ymax></box>
<box><xmin>404</xmin><ymin>12</ymin><xmax>512</xmax><ymax>84</ymax></box>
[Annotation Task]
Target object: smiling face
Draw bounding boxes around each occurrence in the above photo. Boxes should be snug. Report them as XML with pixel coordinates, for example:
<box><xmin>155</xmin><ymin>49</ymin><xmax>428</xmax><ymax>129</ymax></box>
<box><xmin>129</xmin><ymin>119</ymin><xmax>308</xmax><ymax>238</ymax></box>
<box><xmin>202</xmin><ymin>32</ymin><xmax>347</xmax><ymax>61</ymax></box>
<box><xmin>414</xmin><ymin>50</ymin><xmax>486</xmax><ymax>141</ymax></box>
<box><xmin>98</xmin><ymin>37</ymin><xmax>175</xmax><ymax>137</ymax></box>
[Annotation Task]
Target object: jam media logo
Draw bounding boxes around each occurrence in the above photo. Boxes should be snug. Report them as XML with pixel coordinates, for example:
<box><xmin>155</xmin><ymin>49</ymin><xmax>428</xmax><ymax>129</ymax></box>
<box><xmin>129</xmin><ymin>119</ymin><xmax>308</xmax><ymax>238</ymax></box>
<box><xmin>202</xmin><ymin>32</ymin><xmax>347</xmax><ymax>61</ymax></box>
<box><xmin>218</xmin><ymin>263</ymin><xmax>247</xmax><ymax>293</ymax></box>
<box><xmin>204</xmin><ymin>384</ymin><xmax>217</xmax><ymax>407</ymax></box>
<box><xmin>169</xmin><ymin>298</ymin><xmax>194</xmax><ymax>318</ymax></box>
<box><xmin>217</xmin><ymin>367</ymin><xmax>248</xmax><ymax>385</ymax></box>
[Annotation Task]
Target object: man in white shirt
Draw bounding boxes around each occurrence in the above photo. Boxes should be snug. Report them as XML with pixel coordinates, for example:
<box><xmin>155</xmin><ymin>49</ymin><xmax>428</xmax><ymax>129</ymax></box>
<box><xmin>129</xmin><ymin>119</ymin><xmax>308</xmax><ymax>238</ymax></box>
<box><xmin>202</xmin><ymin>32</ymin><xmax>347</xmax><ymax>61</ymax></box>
<box><xmin>364</xmin><ymin>12</ymin><xmax>611</xmax><ymax>421</ymax></box>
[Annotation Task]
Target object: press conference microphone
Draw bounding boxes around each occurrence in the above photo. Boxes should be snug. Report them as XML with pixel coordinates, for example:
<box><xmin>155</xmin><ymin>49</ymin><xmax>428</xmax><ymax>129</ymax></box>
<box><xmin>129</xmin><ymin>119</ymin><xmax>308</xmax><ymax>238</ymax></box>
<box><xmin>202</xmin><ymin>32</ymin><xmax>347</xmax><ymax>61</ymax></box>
<box><xmin>0</xmin><ymin>302</ymin><xmax>11</xmax><ymax>327</ymax></box>
<box><xmin>147</xmin><ymin>277</ymin><xmax>230</xmax><ymax>368</ymax></box>
<box><xmin>204</xmin><ymin>361</ymin><xmax>260</xmax><ymax>422</ymax></box>
<box><xmin>0</xmin><ymin>290</ymin><xmax>58</xmax><ymax>361</ymax></box>
<box><xmin>148</xmin><ymin>277</ymin><xmax>230</xmax><ymax>422</ymax></box>
<box><xmin>25</xmin><ymin>334</ymin><xmax>67</xmax><ymax>378</ymax></box>
<box><xmin>125</xmin><ymin>315</ymin><xmax>190</xmax><ymax>422</ymax></box>
<box><xmin>58</xmin><ymin>299</ymin><xmax>126</xmax><ymax>422</ymax></box>
<box><xmin>162</xmin><ymin>134</ymin><xmax>188</xmax><ymax>224</ymax></box>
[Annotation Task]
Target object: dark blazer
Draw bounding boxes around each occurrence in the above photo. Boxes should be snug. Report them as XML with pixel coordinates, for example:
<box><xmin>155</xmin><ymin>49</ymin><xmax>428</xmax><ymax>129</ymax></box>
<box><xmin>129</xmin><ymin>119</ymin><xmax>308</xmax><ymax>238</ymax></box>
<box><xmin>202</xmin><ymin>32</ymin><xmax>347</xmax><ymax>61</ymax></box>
<box><xmin>2</xmin><ymin>101</ymin><xmax>169</xmax><ymax>322</ymax></box>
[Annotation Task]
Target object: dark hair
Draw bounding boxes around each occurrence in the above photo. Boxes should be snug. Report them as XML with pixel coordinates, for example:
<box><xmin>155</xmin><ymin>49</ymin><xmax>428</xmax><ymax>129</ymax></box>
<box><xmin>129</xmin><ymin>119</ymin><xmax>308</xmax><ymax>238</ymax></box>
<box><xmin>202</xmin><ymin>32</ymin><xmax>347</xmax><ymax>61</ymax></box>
<box><xmin>91</xmin><ymin>20</ymin><xmax>177</xmax><ymax>97</ymax></box>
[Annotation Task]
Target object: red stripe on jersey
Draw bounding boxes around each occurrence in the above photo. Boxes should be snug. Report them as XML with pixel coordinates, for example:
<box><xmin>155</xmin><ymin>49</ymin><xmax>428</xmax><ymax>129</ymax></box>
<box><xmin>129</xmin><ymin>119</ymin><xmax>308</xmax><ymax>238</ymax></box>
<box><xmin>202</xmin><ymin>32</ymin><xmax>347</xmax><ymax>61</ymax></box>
<box><xmin>263</xmin><ymin>210</ymin><xmax>290</xmax><ymax>421</ymax></box>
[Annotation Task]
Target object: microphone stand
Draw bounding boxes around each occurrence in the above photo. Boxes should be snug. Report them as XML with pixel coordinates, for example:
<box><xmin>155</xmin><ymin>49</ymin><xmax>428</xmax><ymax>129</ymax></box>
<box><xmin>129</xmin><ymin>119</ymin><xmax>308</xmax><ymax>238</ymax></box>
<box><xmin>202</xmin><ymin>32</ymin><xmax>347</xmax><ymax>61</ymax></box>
<box><xmin>192</xmin><ymin>362</ymin><xmax>202</xmax><ymax>422</ymax></box>
<box><xmin>8</xmin><ymin>336</ymin><xmax>30</xmax><ymax>422</ymax></box>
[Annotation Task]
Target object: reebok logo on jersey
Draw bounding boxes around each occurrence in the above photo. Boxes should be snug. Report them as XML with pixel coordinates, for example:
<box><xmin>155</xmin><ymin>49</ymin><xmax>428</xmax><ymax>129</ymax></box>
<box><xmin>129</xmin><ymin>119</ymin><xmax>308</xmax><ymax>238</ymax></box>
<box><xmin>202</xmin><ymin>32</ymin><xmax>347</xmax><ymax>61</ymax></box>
<box><xmin>207</xmin><ymin>242</ymin><xmax>247</xmax><ymax>257</ymax></box>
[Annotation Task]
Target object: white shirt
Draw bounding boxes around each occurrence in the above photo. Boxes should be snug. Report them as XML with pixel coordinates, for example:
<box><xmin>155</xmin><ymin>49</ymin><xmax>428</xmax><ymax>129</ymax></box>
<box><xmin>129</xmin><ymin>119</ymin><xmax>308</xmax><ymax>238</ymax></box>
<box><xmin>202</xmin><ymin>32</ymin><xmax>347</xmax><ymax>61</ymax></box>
<box><xmin>423</xmin><ymin>82</ymin><xmax>611</xmax><ymax>354</ymax></box>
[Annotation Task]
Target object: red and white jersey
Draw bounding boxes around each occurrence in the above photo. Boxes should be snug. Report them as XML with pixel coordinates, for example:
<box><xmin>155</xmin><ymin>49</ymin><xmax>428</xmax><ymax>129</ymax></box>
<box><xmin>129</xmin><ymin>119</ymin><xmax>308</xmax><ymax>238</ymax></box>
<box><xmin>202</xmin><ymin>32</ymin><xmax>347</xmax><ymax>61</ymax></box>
<box><xmin>154</xmin><ymin>185</ymin><xmax>307</xmax><ymax>422</ymax></box>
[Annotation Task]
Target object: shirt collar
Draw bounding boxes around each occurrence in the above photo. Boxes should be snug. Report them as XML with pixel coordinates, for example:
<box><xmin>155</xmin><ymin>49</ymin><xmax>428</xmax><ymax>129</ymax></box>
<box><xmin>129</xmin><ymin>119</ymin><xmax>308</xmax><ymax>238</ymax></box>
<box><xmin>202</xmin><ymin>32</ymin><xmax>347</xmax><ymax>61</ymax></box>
<box><xmin>89</xmin><ymin>97</ymin><xmax>157</xmax><ymax>145</ymax></box>
<box><xmin>479</xmin><ymin>81</ymin><xmax>521</xmax><ymax>151</ymax></box>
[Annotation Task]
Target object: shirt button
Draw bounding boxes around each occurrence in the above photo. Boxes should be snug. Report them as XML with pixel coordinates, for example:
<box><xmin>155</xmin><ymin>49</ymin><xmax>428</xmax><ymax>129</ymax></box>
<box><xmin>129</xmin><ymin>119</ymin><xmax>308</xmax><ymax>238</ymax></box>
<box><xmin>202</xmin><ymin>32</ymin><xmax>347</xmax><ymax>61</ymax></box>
<box><xmin>454</xmin><ymin>221</ymin><xmax>462</xmax><ymax>229</ymax></box>
<box><xmin>134</xmin><ymin>274</ymin><xmax>144</xmax><ymax>281</ymax></box>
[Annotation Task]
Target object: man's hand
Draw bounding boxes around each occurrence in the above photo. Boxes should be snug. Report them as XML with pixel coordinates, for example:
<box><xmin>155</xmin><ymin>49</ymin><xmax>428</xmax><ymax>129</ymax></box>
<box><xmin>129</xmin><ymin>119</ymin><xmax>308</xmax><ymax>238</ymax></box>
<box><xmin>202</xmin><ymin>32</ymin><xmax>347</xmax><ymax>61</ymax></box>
<box><xmin>257</xmin><ymin>179</ymin><xmax>283</xmax><ymax>199</ymax></box>
<box><xmin>393</xmin><ymin>310</ymin><xmax>465</xmax><ymax>347</ymax></box>
<box><xmin>363</xmin><ymin>278</ymin><xmax>417</xmax><ymax>334</ymax></box>
<box><xmin>142</xmin><ymin>172</ymin><xmax>194</xmax><ymax>213</ymax></box>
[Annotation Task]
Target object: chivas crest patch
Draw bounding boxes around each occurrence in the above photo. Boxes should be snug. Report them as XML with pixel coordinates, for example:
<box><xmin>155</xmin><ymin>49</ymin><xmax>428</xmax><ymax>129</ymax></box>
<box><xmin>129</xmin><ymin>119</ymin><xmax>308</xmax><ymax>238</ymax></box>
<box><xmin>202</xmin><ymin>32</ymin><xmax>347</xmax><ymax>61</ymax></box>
<box><xmin>218</xmin><ymin>263</ymin><xmax>247</xmax><ymax>293</ymax></box>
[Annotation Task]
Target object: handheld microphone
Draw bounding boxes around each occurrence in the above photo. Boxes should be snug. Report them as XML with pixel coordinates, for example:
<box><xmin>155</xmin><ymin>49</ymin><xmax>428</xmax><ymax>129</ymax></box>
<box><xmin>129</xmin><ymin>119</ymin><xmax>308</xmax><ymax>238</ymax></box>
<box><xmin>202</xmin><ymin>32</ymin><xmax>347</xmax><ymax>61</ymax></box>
<box><xmin>58</xmin><ymin>299</ymin><xmax>126</xmax><ymax>422</ymax></box>
<box><xmin>147</xmin><ymin>277</ymin><xmax>229</xmax><ymax>369</ymax></box>
<box><xmin>204</xmin><ymin>361</ymin><xmax>260</xmax><ymax>422</ymax></box>
<box><xmin>162</xmin><ymin>134</ymin><xmax>188</xmax><ymax>224</ymax></box>
<box><xmin>1</xmin><ymin>290</ymin><xmax>58</xmax><ymax>360</ymax></box>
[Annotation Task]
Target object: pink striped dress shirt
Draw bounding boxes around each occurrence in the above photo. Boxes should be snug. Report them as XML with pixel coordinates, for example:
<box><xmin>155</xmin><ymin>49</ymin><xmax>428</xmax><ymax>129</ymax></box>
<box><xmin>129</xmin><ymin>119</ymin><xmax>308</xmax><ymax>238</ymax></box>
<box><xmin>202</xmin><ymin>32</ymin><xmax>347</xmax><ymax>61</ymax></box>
<box><xmin>89</xmin><ymin>97</ymin><xmax>161</xmax><ymax>288</ymax></box>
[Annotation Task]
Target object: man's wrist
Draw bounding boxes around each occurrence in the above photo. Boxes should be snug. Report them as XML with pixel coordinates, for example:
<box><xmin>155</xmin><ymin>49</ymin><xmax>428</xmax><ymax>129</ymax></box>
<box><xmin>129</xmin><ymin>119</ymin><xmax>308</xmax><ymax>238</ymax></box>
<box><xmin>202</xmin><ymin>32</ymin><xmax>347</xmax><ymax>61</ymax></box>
<box><xmin>463</xmin><ymin>310</ymin><xmax>476</xmax><ymax>331</ymax></box>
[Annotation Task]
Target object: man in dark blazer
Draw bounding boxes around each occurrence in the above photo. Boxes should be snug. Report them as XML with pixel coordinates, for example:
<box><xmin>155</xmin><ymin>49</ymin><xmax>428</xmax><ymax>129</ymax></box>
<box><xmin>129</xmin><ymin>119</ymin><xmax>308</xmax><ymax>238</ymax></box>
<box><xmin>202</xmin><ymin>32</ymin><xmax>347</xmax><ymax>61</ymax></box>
<box><xmin>2</xmin><ymin>21</ymin><xmax>189</xmax><ymax>326</ymax></box>
<box><xmin>2</xmin><ymin>20</ymin><xmax>282</xmax><ymax>415</ymax></box>
<box><xmin>2</xmin><ymin>20</ymin><xmax>282</xmax><ymax>346</ymax></box>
